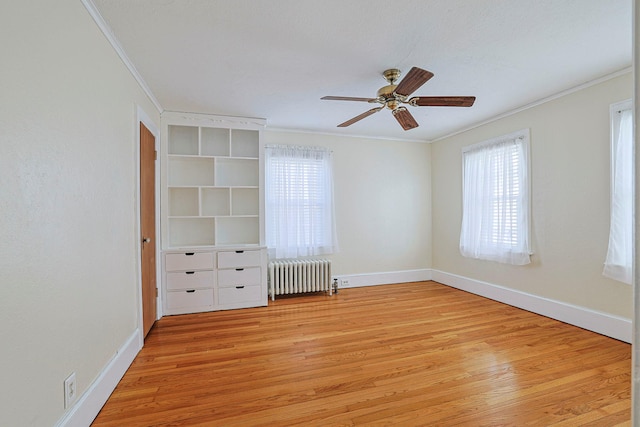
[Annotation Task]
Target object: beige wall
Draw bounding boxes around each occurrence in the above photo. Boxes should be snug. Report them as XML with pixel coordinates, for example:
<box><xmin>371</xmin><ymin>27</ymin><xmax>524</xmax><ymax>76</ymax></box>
<box><xmin>431</xmin><ymin>72</ymin><xmax>633</xmax><ymax>319</ymax></box>
<box><xmin>263</xmin><ymin>131</ymin><xmax>432</xmax><ymax>276</ymax></box>
<box><xmin>0</xmin><ymin>1</ymin><xmax>160</xmax><ymax>425</ymax></box>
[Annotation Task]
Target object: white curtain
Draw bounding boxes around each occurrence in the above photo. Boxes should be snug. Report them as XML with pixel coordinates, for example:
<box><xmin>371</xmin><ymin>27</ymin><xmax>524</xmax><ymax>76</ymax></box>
<box><xmin>460</xmin><ymin>130</ymin><xmax>531</xmax><ymax>265</ymax></box>
<box><xmin>265</xmin><ymin>145</ymin><xmax>337</xmax><ymax>259</ymax></box>
<box><xmin>603</xmin><ymin>106</ymin><xmax>633</xmax><ymax>284</ymax></box>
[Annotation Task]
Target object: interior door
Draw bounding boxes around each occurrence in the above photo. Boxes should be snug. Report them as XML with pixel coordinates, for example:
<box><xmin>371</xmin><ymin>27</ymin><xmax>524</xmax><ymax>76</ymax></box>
<box><xmin>140</xmin><ymin>122</ymin><xmax>157</xmax><ymax>338</ymax></box>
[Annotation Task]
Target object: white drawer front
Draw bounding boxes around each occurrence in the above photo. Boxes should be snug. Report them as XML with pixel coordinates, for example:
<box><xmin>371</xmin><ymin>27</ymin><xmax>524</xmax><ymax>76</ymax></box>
<box><xmin>218</xmin><ymin>285</ymin><xmax>262</xmax><ymax>305</ymax></box>
<box><xmin>165</xmin><ymin>252</ymin><xmax>214</xmax><ymax>271</ymax></box>
<box><xmin>218</xmin><ymin>267</ymin><xmax>261</xmax><ymax>288</ymax></box>
<box><xmin>217</xmin><ymin>250</ymin><xmax>262</xmax><ymax>268</ymax></box>
<box><xmin>166</xmin><ymin>270</ymin><xmax>215</xmax><ymax>291</ymax></box>
<box><xmin>166</xmin><ymin>289</ymin><xmax>214</xmax><ymax>309</ymax></box>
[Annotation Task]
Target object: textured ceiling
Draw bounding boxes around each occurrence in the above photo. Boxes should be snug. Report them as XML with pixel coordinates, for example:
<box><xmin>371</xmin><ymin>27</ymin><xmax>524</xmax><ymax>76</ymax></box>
<box><xmin>92</xmin><ymin>0</ymin><xmax>631</xmax><ymax>142</ymax></box>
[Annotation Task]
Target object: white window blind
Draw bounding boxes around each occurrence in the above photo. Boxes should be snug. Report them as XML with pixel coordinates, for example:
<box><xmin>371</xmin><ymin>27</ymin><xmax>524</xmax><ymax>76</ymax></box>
<box><xmin>265</xmin><ymin>145</ymin><xmax>337</xmax><ymax>259</ymax></box>
<box><xmin>603</xmin><ymin>100</ymin><xmax>633</xmax><ymax>284</ymax></box>
<box><xmin>460</xmin><ymin>129</ymin><xmax>531</xmax><ymax>265</ymax></box>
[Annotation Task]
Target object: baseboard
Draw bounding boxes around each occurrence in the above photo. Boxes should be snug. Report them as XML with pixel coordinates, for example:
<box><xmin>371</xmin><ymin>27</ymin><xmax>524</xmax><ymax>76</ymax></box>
<box><xmin>55</xmin><ymin>329</ymin><xmax>142</xmax><ymax>427</ymax></box>
<box><xmin>336</xmin><ymin>268</ymin><xmax>432</xmax><ymax>289</ymax></box>
<box><xmin>432</xmin><ymin>270</ymin><xmax>631</xmax><ymax>343</ymax></box>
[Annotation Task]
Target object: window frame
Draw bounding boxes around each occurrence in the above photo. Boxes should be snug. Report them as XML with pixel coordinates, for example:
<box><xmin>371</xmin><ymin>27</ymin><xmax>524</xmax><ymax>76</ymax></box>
<box><xmin>264</xmin><ymin>144</ymin><xmax>337</xmax><ymax>259</ymax></box>
<box><xmin>460</xmin><ymin>128</ymin><xmax>532</xmax><ymax>265</ymax></box>
<box><xmin>603</xmin><ymin>99</ymin><xmax>633</xmax><ymax>284</ymax></box>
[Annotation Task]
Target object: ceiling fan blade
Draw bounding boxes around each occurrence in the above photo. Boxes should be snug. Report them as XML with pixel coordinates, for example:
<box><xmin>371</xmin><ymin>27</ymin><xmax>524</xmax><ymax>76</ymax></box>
<box><xmin>337</xmin><ymin>106</ymin><xmax>384</xmax><ymax>127</ymax></box>
<box><xmin>322</xmin><ymin>96</ymin><xmax>377</xmax><ymax>102</ymax></box>
<box><xmin>392</xmin><ymin>107</ymin><xmax>419</xmax><ymax>130</ymax></box>
<box><xmin>394</xmin><ymin>67</ymin><xmax>434</xmax><ymax>97</ymax></box>
<box><xmin>409</xmin><ymin>96</ymin><xmax>476</xmax><ymax>107</ymax></box>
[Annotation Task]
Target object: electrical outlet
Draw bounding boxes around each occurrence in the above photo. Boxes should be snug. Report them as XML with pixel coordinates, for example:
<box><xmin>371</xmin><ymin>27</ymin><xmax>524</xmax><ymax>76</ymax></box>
<box><xmin>64</xmin><ymin>372</ymin><xmax>77</xmax><ymax>409</ymax></box>
<box><xmin>341</xmin><ymin>278</ymin><xmax>350</xmax><ymax>287</ymax></box>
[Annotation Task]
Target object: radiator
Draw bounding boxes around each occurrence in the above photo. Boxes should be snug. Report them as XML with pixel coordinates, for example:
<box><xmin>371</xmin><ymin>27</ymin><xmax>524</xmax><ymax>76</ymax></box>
<box><xmin>268</xmin><ymin>259</ymin><xmax>332</xmax><ymax>300</ymax></box>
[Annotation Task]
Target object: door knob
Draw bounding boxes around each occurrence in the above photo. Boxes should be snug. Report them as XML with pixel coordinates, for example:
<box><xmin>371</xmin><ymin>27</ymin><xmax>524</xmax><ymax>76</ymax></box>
<box><xmin>143</xmin><ymin>237</ymin><xmax>151</xmax><ymax>244</ymax></box>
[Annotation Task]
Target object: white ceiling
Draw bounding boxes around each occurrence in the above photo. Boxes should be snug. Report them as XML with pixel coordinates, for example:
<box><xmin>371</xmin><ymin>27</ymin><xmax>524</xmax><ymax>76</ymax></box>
<box><xmin>92</xmin><ymin>0</ymin><xmax>631</xmax><ymax>142</ymax></box>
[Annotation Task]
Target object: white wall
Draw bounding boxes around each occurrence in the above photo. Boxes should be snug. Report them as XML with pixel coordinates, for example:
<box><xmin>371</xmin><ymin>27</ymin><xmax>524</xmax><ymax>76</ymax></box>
<box><xmin>263</xmin><ymin>131</ymin><xmax>432</xmax><ymax>277</ymax></box>
<box><xmin>0</xmin><ymin>1</ymin><xmax>159</xmax><ymax>425</ymax></box>
<box><xmin>431</xmin><ymin>72</ymin><xmax>633</xmax><ymax>320</ymax></box>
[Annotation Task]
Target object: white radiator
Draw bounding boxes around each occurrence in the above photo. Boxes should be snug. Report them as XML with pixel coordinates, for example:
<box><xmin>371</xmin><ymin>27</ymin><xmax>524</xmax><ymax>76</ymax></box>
<box><xmin>268</xmin><ymin>259</ymin><xmax>332</xmax><ymax>300</ymax></box>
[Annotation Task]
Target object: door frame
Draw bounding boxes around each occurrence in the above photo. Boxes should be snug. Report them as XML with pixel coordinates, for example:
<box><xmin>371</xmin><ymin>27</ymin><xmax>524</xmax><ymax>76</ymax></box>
<box><xmin>135</xmin><ymin>105</ymin><xmax>161</xmax><ymax>347</ymax></box>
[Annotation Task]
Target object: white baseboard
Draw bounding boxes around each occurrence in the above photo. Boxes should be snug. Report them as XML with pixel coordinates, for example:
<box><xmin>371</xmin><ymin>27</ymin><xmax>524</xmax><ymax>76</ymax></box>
<box><xmin>56</xmin><ymin>329</ymin><xmax>142</xmax><ymax>427</ymax></box>
<box><xmin>431</xmin><ymin>270</ymin><xmax>631</xmax><ymax>343</ymax></box>
<box><xmin>336</xmin><ymin>268</ymin><xmax>432</xmax><ymax>289</ymax></box>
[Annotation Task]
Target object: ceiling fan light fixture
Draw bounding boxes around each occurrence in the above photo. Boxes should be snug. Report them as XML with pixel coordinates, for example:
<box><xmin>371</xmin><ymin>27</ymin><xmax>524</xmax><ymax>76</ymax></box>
<box><xmin>386</xmin><ymin>99</ymin><xmax>399</xmax><ymax>110</ymax></box>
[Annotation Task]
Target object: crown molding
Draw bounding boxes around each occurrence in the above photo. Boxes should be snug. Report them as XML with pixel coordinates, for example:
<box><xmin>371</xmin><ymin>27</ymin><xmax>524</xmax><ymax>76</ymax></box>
<box><xmin>431</xmin><ymin>67</ymin><xmax>632</xmax><ymax>143</ymax></box>
<box><xmin>81</xmin><ymin>0</ymin><xmax>163</xmax><ymax>114</ymax></box>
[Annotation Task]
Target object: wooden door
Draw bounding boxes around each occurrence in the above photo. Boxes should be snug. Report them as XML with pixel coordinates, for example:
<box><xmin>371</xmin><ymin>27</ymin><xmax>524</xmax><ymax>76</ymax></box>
<box><xmin>140</xmin><ymin>122</ymin><xmax>157</xmax><ymax>338</ymax></box>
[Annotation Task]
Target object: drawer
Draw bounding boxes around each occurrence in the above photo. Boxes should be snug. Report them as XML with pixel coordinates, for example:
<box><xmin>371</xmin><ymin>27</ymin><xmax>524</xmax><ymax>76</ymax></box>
<box><xmin>167</xmin><ymin>270</ymin><xmax>215</xmax><ymax>291</ymax></box>
<box><xmin>166</xmin><ymin>288</ymin><xmax>214</xmax><ymax>310</ymax></box>
<box><xmin>218</xmin><ymin>250</ymin><xmax>262</xmax><ymax>268</ymax></box>
<box><xmin>218</xmin><ymin>267</ymin><xmax>261</xmax><ymax>288</ymax></box>
<box><xmin>218</xmin><ymin>285</ymin><xmax>262</xmax><ymax>305</ymax></box>
<box><xmin>165</xmin><ymin>252</ymin><xmax>214</xmax><ymax>271</ymax></box>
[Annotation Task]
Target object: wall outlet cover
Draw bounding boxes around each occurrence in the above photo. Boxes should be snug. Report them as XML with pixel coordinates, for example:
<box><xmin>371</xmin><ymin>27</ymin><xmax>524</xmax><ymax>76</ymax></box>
<box><xmin>64</xmin><ymin>372</ymin><xmax>77</xmax><ymax>409</ymax></box>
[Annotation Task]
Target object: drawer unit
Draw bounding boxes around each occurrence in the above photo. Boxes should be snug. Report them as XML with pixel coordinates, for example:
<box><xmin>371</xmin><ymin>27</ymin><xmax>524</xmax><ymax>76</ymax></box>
<box><xmin>218</xmin><ymin>285</ymin><xmax>262</xmax><ymax>306</ymax></box>
<box><xmin>218</xmin><ymin>250</ymin><xmax>262</xmax><ymax>269</ymax></box>
<box><xmin>218</xmin><ymin>267</ymin><xmax>261</xmax><ymax>288</ymax></box>
<box><xmin>162</xmin><ymin>247</ymin><xmax>267</xmax><ymax>315</ymax></box>
<box><xmin>166</xmin><ymin>288</ymin><xmax>214</xmax><ymax>311</ymax></box>
<box><xmin>165</xmin><ymin>252</ymin><xmax>214</xmax><ymax>271</ymax></box>
<box><xmin>167</xmin><ymin>270</ymin><xmax>216</xmax><ymax>291</ymax></box>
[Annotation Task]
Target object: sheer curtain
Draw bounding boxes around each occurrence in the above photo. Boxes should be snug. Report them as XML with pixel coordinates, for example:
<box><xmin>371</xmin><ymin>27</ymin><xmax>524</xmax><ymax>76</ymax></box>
<box><xmin>265</xmin><ymin>145</ymin><xmax>337</xmax><ymax>259</ymax></box>
<box><xmin>460</xmin><ymin>130</ymin><xmax>531</xmax><ymax>265</ymax></box>
<box><xmin>603</xmin><ymin>104</ymin><xmax>633</xmax><ymax>284</ymax></box>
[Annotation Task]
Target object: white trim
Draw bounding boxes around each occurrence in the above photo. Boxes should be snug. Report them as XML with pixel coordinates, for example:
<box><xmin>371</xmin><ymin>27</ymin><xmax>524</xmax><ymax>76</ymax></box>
<box><xmin>432</xmin><ymin>270</ymin><xmax>632</xmax><ymax>343</ymax></box>
<box><xmin>81</xmin><ymin>0</ymin><xmax>163</xmax><ymax>114</ymax></box>
<box><xmin>266</xmin><ymin>126</ymin><xmax>428</xmax><ymax>144</ymax></box>
<box><xmin>55</xmin><ymin>330</ymin><xmax>142</xmax><ymax>427</ymax></box>
<box><xmin>162</xmin><ymin>110</ymin><xmax>266</xmax><ymax>130</ymax></box>
<box><xmin>336</xmin><ymin>269</ymin><xmax>432</xmax><ymax>288</ymax></box>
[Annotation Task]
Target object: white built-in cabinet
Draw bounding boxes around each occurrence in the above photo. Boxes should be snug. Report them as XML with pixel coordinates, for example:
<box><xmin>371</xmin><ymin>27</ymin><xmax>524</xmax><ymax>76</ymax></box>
<box><xmin>160</xmin><ymin>112</ymin><xmax>267</xmax><ymax>315</ymax></box>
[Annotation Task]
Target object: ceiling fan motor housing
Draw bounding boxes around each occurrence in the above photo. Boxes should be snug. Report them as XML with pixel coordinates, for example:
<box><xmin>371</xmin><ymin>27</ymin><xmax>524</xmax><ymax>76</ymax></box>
<box><xmin>379</xmin><ymin>69</ymin><xmax>403</xmax><ymax>110</ymax></box>
<box><xmin>377</xmin><ymin>84</ymin><xmax>399</xmax><ymax>110</ymax></box>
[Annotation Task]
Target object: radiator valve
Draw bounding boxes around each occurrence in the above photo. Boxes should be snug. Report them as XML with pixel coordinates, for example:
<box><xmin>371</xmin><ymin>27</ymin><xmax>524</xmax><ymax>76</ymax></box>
<box><xmin>332</xmin><ymin>278</ymin><xmax>339</xmax><ymax>294</ymax></box>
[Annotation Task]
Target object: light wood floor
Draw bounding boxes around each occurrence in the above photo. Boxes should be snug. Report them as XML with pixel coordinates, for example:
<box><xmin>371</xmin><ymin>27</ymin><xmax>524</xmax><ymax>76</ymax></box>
<box><xmin>92</xmin><ymin>281</ymin><xmax>631</xmax><ymax>426</ymax></box>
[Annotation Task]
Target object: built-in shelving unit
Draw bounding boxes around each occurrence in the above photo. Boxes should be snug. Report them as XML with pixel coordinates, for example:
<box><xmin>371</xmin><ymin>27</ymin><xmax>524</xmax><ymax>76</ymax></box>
<box><xmin>160</xmin><ymin>112</ymin><xmax>267</xmax><ymax>314</ymax></box>
<box><xmin>162</xmin><ymin>113</ymin><xmax>265</xmax><ymax>248</ymax></box>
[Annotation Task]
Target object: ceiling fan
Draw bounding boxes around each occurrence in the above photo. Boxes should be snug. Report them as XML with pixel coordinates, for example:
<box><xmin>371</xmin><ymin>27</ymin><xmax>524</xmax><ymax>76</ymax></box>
<box><xmin>321</xmin><ymin>67</ymin><xmax>476</xmax><ymax>131</ymax></box>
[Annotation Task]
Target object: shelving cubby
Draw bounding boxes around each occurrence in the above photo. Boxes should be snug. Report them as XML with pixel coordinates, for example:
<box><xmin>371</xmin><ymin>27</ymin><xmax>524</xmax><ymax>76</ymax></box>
<box><xmin>163</xmin><ymin>115</ymin><xmax>264</xmax><ymax>249</ymax></box>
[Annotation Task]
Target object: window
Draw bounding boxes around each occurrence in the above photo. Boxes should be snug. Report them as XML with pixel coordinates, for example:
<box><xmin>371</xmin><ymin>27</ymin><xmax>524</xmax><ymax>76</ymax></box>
<box><xmin>460</xmin><ymin>129</ymin><xmax>531</xmax><ymax>265</ymax></box>
<box><xmin>603</xmin><ymin>100</ymin><xmax>633</xmax><ymax>284</ymax></box>
<box><xmin>265</xmin><ymin>145</ymin><xmax>337</xmax><ymax>259</ymax></box>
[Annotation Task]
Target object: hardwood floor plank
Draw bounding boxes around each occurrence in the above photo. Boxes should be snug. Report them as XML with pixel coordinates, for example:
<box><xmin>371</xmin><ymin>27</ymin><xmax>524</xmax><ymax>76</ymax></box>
<box><xmin>92</xmin><ymin>281</ymin><xmax>630</xmax><ymax>426</ymax></box>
